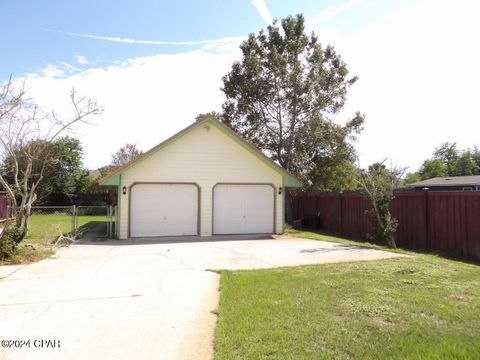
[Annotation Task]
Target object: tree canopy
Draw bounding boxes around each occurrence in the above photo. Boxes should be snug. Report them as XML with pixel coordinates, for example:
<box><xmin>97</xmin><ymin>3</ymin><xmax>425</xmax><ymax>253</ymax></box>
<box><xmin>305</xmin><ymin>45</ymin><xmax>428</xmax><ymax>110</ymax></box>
<box><xmin>406</xmin><ymin>142</ymin><xmax>480</xmax><ymax>182</ymax></box>
<box><xmin>0</xmin><ymin>77</ymin><xmax>101</xmax><ymax>241</ymax></box>
<box><xmin>98</xmin><ymin>143</ymin><xmax>143</xmax><ymax>177</ymax></box>
<box><xmin>41</xmin><ymin>137</ymin><xmax>92</xmax><ymax>198</ymax></box>
<box><xmin>2</xmin><ymin>136</ymin><xmax>94</xmax><ymax>201</ymax></box>
<box><xmin>195</xmin><ymin>111</ymin><xmax>222</xmax><ymax>122</ymax></box>
<box><xmin>110</xmin><ymin>143</ymin><xmax>142</xmax><ymax>168</ymax></box>
<box><xmin>221</xmin><ymin>14</ymin><xmax>363</xmax><ymax>190</ymax></box>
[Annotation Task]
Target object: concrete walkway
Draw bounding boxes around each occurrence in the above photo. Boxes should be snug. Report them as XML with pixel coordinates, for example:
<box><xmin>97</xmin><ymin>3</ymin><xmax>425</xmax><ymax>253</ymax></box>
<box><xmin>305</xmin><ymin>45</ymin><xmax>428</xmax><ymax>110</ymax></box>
<box><xmin>0</xmin><ymin>235</ymin><xmax>403</xmax><ymax>360</ymax></box>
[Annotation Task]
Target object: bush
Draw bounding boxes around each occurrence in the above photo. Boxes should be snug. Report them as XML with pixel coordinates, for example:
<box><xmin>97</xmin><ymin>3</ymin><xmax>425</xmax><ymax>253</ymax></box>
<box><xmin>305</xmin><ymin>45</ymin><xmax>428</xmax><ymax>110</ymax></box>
<box><xmin>0</xmin><ymin>226</ymin><xmax>22</xmax><ymax>260</ymax></box>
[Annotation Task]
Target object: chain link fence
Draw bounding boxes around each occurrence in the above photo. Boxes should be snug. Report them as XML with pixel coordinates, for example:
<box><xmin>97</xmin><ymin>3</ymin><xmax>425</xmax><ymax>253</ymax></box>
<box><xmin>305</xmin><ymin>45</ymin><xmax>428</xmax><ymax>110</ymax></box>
<box><xmin>75</xmin><ymin>206</ymin><xmax>111</xmax><ymax>238</ymax></box>
<box><xmin>24</xmin><ymin>206</ymin><xmax>115</xmax><ymax>245</ymax></box>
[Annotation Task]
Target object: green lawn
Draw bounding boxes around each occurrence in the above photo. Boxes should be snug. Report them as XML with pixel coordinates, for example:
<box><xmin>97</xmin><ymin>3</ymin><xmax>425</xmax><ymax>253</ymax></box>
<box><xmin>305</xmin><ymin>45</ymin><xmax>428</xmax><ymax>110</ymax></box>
<box><xmin>1</xmin><ymin>214</ymin><xmax>108</xmax><ymax>264</ymax></box>
<box><xmin>25</xmin><ymin>214</ymin><xmax>107</xmax><ymax>244</ymax></box>
<box><xmin>215</xmin><ymin>230</ymin><xmax>480</xmax><ymax>359</ymax></box>
<box><xmin>285</xmin><ymin>226</ymin><xmax>409</xmax><ymax>254</ymax></box>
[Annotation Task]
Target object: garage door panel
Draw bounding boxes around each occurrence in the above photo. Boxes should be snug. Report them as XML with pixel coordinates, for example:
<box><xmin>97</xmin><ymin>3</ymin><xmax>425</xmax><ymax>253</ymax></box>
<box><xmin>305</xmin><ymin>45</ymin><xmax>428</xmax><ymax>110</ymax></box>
<box><xmin>130</xmin><ymin>184</ymin><xmax>198</xmax><ymax>237</ymax></box>
<box><xmin>213</xmin><ymin>184</ymin><xmax>274</xmax><ymax>234</ymax></box>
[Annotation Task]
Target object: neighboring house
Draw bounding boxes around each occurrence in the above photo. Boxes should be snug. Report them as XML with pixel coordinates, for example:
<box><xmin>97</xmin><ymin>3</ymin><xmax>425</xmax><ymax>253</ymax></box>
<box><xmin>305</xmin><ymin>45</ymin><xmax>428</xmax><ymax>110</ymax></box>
<box><xmin>407</xmin><ymin>175</ymin><xmax>480</xmax><ymax>191</ymax></box>
<box><xmin>99</xmin><ymin>118</ymin><xmax>301</xmax><ymax>239</ymax></box>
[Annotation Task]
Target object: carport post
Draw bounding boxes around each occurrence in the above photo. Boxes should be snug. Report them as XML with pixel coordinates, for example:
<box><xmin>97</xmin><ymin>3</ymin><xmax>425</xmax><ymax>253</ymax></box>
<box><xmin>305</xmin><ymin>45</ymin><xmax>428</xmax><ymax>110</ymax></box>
<box><xmin>108</xmin><ymin>206</ymin><xmax>113</xmax><ymax>238</ymax></box>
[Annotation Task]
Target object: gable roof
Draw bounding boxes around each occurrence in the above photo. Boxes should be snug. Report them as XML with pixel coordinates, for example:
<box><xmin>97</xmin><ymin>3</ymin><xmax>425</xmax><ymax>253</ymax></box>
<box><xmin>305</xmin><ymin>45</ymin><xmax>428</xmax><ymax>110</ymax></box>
<box><xmin>408</xmin><ymin>175</ymin><xmax>480</xmax><ymax>187</ymax></box>
<box><xmin>99</xmin><ymin>118</ymin><xmax>302</xmax><ymax>187</ymax></box>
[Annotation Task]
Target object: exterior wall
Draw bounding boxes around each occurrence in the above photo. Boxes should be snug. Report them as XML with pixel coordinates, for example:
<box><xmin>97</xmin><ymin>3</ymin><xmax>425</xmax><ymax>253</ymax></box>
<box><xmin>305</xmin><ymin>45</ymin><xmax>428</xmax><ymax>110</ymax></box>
<box><xmin>118</xmin><ymin>124</ymin><xmax>283</xmax><ymax>238</ymax></box>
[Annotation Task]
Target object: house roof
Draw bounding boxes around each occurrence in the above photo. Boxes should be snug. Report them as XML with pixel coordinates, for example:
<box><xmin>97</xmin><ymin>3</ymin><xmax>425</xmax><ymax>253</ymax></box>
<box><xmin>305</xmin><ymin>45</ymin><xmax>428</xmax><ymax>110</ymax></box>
<box><xmin>99</xmin><ymin>117</ymin><xmax>302</xmax><ymax>187</ymax></box>
<box><xmin>408</xmin><ymin>175</ymin><xmax>480</xmax><ymax>187</ymax></box>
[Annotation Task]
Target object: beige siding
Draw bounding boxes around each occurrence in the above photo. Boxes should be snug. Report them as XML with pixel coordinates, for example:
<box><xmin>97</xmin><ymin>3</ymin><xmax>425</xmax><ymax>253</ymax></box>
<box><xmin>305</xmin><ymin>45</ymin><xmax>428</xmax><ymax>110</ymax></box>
<box><xmin>119</xmin><ymin>124</ymin><xmax>283</xmax><ymax>238</ymax></box>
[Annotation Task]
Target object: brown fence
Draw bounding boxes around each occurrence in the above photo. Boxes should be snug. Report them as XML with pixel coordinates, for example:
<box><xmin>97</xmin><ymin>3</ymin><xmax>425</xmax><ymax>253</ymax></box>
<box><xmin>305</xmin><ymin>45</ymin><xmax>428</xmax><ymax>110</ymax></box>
<box><xmin>290</xmin><ymin>191</ymin><xmax>480</xmax><ymax>259</ymax></box>
<box><xmin>0</xmin><ymin>193</ymin><xmax>13</xmax><ymax>221</ymax></box>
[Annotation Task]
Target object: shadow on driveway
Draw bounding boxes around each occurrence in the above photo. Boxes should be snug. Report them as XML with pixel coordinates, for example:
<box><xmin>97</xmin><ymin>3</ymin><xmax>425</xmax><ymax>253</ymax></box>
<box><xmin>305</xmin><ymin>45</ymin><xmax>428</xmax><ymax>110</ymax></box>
<box><xmin>75</xmin><ymin>233</ymin><xmax>276</xmax><ymax>246</ymax></box>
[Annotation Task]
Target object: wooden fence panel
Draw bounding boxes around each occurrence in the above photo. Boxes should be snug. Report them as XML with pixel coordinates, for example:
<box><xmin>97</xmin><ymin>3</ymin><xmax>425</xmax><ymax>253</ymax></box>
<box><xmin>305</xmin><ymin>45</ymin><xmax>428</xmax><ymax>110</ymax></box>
<box><xmin>341</xmin><ymin>194</ymin><xmax>373</xmax><ymax>239</ymax></box>
<box><xmin>426</xmin><ymin>192</ymin><xmax>480</xmax><ymax>256</ymax></box>
<box><xmin>391</xmin><ymin>192</ymin><xmax>426</xmax><ymax>248</ymax></box>
<box><xmin>465</xmin><ymin>194</ymin><xmax>480</xmax><ymax>258</ymax></box>
<box><xmin>316</xmin><ymin>194</ymin><xmax>341</xmax><ymax>233</ymax></box>
<box><xmin>0</xmin><ymin>194</ymin><xmax>8</xmax><ymax>220</ymax></box>
<box><xmin>290</xmin><ymin>191</ymin><xmax>480</xmax><ymax>259</ymax></box>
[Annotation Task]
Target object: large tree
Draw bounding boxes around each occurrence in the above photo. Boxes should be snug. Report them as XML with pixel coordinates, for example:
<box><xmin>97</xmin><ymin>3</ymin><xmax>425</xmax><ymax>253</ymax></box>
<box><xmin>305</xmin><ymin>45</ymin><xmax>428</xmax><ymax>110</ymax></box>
<box><xmin>222</xmin><ymin>14</ymin><xmax>363</xmax><ymax>187</ymax></box>
<box><xmin>433</xmin><ymin>142</ymin><xmax>459</xmax><ymax>175</ymax></box>
<box><xmin>40</xmin><ymin>137</ymin><xmax>91</xmax><ymax>199</ymax></box>
<box><xmin>3</xmin><ymin>136</ymin><xmax>91</xmax><ymax>201</ymax></box>
<box><xmin>0</xmin><ymin>77</ymin><xmax>101</xmax><ymax>241</ymax></box>
<box><xmin>195</xmin><ymin>111</ymin><xmax>222</xmax><ymax>122</ymax></box>
<box><xmin>98</xmin><ymin>143</ymin><xmax>143</xmax><ymax>177</ymax></box>
<box><xmin>110</xmin><ymin>143</ymin><xmax>142</xmax><ymax>168</ymax></box>
<box><xmin>418</xmin><ymin>159</ymin><xmax>448</xmax><ymax>180</ymax></box>
<box><xmin>452</xmin><ymin>150</ymin><xmax>479</xmax><ymax>176</ymax></box>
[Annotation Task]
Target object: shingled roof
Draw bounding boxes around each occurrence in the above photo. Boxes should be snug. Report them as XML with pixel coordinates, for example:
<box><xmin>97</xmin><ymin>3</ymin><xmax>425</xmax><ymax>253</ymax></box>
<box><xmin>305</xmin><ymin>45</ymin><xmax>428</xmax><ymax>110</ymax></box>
<box><xmin>408</xmin><ymin>175</ymin><xmax>480</xmax><ymax>187</ymax></box>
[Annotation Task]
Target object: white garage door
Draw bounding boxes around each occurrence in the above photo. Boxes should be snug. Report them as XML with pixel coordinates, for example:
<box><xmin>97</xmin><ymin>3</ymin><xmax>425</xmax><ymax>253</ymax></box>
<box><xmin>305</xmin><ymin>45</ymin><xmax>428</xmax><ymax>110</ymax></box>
<box><xmin>130</xmin><ymin>184</ymin><xmax>198</xmax><ymax>237</ymax></box>
<box><xmin>213</xmin><ymin>184</ymin><xmax>274</xmax><ymax>234</ymax></box>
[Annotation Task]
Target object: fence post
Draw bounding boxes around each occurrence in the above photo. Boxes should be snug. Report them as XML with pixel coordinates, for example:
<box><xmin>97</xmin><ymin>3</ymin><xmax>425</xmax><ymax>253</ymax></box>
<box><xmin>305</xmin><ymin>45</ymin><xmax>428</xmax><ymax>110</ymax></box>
<box><xmin>72</xmin><ymin>205</ymin><xmax>76</xmax><ymax>234</ymax></box>
<box><xmin>424</xmin><ymin>189</ymin><xmax>429</xmax><ymax>247</ymax></box>
<box><xmin>339</xmin><ymin>192</ymin><xmax>343</xmax><ymax>235</ymax></box>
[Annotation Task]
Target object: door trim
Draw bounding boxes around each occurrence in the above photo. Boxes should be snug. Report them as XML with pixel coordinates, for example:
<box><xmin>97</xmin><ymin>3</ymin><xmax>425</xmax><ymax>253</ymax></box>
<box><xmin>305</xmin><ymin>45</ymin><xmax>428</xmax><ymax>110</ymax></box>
<box><xmin>211</xmin><ymin>182</ymin><xmax>276</xmax><ymax>235</ymax></box>
<box><xmin>128</xmin><ymin>182</ymin><xmax>201</xmax><ymax>238</ymax></box>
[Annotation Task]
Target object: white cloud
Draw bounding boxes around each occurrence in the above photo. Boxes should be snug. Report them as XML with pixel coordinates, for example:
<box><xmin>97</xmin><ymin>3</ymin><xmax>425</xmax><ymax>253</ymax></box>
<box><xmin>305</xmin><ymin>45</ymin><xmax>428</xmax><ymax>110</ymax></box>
<box><xmin>306</xmin><ymin>0</ymin><xmax>361</xmax><ymax>26</ymax></box>
<box><xmin>21</xmin><ymin>0</ymin><xmax>480</xmax><ymax>173</ymax></box>
<box><xmin>76</xmin><ymin>55</ymin><xmax>89</xmax><ymax>65</ymax></box>
<box><xmin>250</xmin><ymin>0</ymin><xmax>273</xmax><ymax>25</ymax></box>
<box><xmin>57</xmin><ymin>61</ymin><xmax>80</xmax><ymax>73</ymax></box>
<box><xmin>314</xmin><ymin>0</ymin><xmax>480</xmax><ymax>170</ymax></box>
<box><xmin>38</xmin><ymin>64</ymin><xmax>65</xmax><ymax>78</ymax></box>
<box><xmin>50</xmin><ymin>29</ymin><xmax>245</xmax><ymax>46</ymax></box>
<box><xmin>22</xmin><ymin>44</ymin><xmax>242</xmax><ymax>169</ymax></box>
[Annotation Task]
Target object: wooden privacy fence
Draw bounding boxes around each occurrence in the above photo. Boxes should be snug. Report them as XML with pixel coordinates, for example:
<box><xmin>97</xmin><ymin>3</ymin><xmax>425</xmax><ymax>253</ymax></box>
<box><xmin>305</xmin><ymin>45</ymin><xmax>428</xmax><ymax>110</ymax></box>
<box><xmin>0</xmin><ymin>193</ymin><xmax>13</xmax><ymax>222</ymax></box>
<box><xmin>290</xmin><ymin>191</ymin><xmax>480</xmax><ymax>259</ymax></box>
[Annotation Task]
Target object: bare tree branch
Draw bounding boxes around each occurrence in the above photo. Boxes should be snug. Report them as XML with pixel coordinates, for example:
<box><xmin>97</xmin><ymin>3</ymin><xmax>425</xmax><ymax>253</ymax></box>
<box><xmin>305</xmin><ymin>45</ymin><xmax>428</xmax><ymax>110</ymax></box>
<box><xmin>0</xmin><ymin>76</ymin><xmax>102</xmax><ymax>242</ymax></box>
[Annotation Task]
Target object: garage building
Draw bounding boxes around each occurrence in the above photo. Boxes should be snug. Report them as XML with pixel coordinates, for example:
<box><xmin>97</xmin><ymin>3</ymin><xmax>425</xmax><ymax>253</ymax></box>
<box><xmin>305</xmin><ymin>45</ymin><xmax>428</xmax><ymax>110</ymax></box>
<box><xmin>99</xmin><ymin>117</ymin><xmax>301</xmax><ymax>239</ymax></box>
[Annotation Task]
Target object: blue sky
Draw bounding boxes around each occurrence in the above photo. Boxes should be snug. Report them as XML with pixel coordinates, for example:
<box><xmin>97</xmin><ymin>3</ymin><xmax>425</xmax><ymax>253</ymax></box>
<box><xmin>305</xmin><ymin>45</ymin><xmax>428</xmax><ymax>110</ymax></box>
<box><xmin>2</xmin><ymin>0</ymin><xmax>479</xmax><ymax>171</ymax></box>
<box><xmin>2</xmin><ymin>0</ymin><xmax>407</xmax><ymax>80</ymax></box>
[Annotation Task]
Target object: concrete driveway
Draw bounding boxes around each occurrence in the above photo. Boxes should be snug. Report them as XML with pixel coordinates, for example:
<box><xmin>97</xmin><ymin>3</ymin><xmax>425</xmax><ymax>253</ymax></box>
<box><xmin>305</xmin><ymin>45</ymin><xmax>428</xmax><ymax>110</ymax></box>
<box><xmin>0</xmin><ymin>235</ymin><xmax>402</xmax><ymax>360</ymax></box>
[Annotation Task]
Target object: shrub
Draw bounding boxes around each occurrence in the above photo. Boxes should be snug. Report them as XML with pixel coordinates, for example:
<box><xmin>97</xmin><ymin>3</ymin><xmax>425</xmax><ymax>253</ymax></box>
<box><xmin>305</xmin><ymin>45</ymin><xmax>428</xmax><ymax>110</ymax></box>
<box><xmin>0</xmin><ymin>226</ymin><xmax>22</xmax><ymax>260</ymax></box>
<box><xmin>356</xmin><ymin>162</ymin><xmax>405</xmax><ymax>248</ymax></box>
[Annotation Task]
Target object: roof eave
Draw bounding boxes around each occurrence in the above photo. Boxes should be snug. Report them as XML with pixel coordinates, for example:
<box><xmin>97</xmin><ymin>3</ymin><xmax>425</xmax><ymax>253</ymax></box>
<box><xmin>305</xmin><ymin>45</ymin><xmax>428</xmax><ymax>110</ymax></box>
<box><xmin>283</xmin><ymin>175</ymin><xmax>302</xmax><ymax>187</ymax></box>
<box><xmin>100</xmin><ymin>173</ymin><xmax>120</xmax><ymax>186</ymax></box>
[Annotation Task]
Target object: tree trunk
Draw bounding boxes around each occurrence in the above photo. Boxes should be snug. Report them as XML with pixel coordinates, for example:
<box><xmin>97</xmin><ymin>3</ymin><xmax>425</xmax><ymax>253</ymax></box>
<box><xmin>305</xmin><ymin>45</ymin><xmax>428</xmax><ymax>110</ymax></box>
<box><xmin>18</xmin><ymin>203</ymin><xmax>33</xmax><ymax>242</ymax></box>
<box><xmin>19</xmin><ymin>223</ymin><xmax>28</xmax><ymax>242</ymax></box>
<box><xmin>387</xmin><ymin>236</ymin><xmax>397</xmax><ymax>249</ymax></box>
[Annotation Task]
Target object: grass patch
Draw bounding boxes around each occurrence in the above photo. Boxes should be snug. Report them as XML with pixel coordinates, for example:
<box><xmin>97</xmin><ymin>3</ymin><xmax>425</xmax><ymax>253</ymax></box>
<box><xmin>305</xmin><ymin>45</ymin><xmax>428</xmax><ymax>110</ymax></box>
<box><xmin>284</xmin><ymin>225</ymin><xmax>402</xmax><ymax>252</ymax></box>
<box><xmin>25</xmin><ymin>214</ymin><xmax>107</xmax><ymax>244</ymax></box>
<box><xmin>1</xmin><ymin>213</ymin><xmax>107</xmax><ymax>265</ymax></box>
<box><xmin>215</xmin><ymin>232</ymin><xmax>480</xmax><ymax>359</ymax></box>
<box><xmin>284</xmin><ymin>225</ymin><xmax>478</xmax><ymax>263</ymax></box>
<box><xmin>0</xmin><ymin>244</ymin><xmax>53</xmax><ymax>265</ymax></box>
